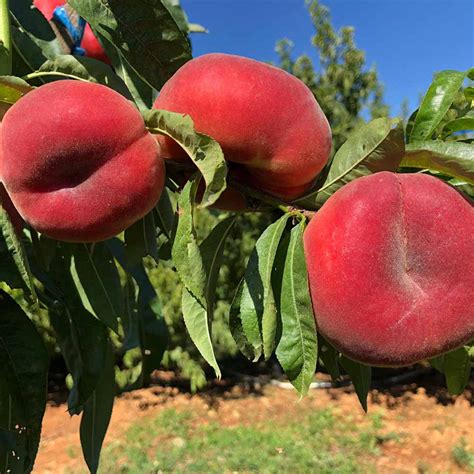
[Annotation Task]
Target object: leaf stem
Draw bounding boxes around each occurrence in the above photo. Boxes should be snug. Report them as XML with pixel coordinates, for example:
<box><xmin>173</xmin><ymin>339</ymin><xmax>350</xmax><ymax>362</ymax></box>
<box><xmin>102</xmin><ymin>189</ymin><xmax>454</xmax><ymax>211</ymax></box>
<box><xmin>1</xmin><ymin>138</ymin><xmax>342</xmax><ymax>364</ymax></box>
<box><xmin>0</xmin><ymin>0</ymin><xmax>11</xmax><ymax>75</ymax></box>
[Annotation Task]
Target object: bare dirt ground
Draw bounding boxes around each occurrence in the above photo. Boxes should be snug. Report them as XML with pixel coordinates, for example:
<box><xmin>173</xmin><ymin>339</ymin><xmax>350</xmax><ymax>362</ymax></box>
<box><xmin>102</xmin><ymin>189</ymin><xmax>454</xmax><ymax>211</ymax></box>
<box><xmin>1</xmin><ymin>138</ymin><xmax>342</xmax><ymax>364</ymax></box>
<box><xmin>35</xmin><ymin>370</ymin><xmax>474</xmax><ymax>473</ymax></box>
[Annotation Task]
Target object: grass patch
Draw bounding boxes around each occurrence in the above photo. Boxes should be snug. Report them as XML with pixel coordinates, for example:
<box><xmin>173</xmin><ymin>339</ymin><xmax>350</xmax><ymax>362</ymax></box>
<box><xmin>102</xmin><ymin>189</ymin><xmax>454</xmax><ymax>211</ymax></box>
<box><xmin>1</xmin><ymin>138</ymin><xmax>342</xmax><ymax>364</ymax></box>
<box><xmin>452</xmin><ymin>437</ymin><xmax>474</xmax><ymax>471</ymax></box>
<box><xmin>72</xmin><ymin>403</ymin><xmax>388</xmax><ymax>473</ymax></box>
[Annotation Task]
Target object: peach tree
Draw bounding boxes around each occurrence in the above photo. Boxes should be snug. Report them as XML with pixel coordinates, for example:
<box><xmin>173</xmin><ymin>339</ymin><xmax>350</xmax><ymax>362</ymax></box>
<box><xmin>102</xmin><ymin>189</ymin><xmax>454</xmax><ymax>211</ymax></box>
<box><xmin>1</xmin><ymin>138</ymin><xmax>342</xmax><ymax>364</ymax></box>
<box><xmin>0</xmin><ymin>1</ymin><xmax>473</xmax><ymax>473</ymax></box>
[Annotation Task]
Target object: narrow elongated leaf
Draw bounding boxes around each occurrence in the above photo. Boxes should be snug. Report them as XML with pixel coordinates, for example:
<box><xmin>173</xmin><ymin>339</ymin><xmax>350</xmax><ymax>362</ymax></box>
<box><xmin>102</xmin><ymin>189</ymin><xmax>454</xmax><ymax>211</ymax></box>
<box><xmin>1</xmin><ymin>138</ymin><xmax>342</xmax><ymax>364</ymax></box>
<box><xmin>69</xmin><ymin>0</ymin><xmax>191</xmax><ymax>90</ymax></box>
<box><xmin>201</xmin><ymin>216</ymin><xmax>237</xmax><ymax>317</ymax></box>
<box><xmin>0</xmin><ymin>204</ymin><xmax>36</xmax><ymax>300</ymax></box>
<box><xmin>155</xmin><ymin>188</ymin><xmax>176</xmax><ymax>239</ymax></box>
<box><xmin>125</xmin><ymin>211</ymin><xmax>158</xmax><ymax>267</ymax></box>
<box><xmin>143</xmin><ymin>109</ymin><xmax>228</xmax><ymax>207</ymax></box>
<box><xmin>106</xmin><ymin>239</ymin><xmax>168</xmax><ymax>381</ymax></box>
<box><xmin>33</xmin><ymin>55</ymin><xmax>131</xmax><ymax>98</ymax></box>
<box><xmin>11</xmin><ymin>26</ymin><xmax>47</xmax><ymax>78</ymax></box>
<box><xmin>294</xmin><ymin>118</ymin><xmax>404</xmax><ymax>209</ymax></box>
<box><xmin>171</xmin><ymin>178</ymin><xmax>206</xmax><ymax>306</ymax></box>
<box><xmin>80</xmin><ymin>343</ymin><xmax>115</xmax><ymax>474</ymax></box>
<box><xmin>71</xmin><ymin>243</ymin><xmax>124</xmax><ymax>332</ymax></box>
<box><xmin>162</xmin><ymin>0</ymin><xmax>207</xmax><ymax>34</ymax></box>
<box><xmin>318</xmin><ymin>337</ymin><xmax>341</xmax><ymax>382</ymax></box>
<box><xmin>180</xmin><ymin>216</ymin><xmax>236</xmax><ymax>378</ymax></box>
<box><xmin>0</xmin><ymin>76</ymin><xmax>32</xmax><ymax>105</ymax></box>
<box><xmin>339</xmin><ymin>356</ymin><xmax>372</xmax><ymax>412</ymax></box>
<box><xmin>138</xmin><ymin>285</ymin><xmax>168</xmax><ymax>382</ymax></box>
<box><xmin>51</xmin><ymin>302</ymin><xmax>109</xmax><ymax>415</ymax></box>
<box><xmin>10</xmin><ymin>0</ymin><xmax>66</xmax><ymax>59</ymax></box>
<box><xmin>441</xmin><ymin>110</ymin><xmax>474</xmax><ymax>137</ymax></box>
<box><xmin>115</xmin><ymin>51</ymin><xmax>154</xmax><ymax>111</ymax></box>
<box><xmin>430</xmin><ymin>346</ymin><xmax>471</xmax><ymax>395</ymax></box>
<box><xmin>410</xmin><ymin>70</ymin><xmax>467</xmax><ymax>142</ymax></box>
<box><xmin>0</xmin><ymin>291</ymin><xmax>48</xmax><ymax>473</ymax></box>
<box><xmin>239</xmin><ymin>214</ymin><xmax>290</xmax><ymax>360</ymax></box>
<box><xmin>182</xmin><ymin>288</ymin><xmax>221</xmax><ymax>379</ymax></box>
<box><xmin>49</xmin><ymin>247</ymin><xmax>108</xmax><ymax>414</ymax></box>
<box><xmin>275</xmin><ymin>221</ymin><xmax>317</xmax><ymax>396</ymax></box>
<box><xmin>229</xmin><ymin>280</ymin><xmax>256</xmax><ymax>360</ymax></box>
<box><xmin>402</xmin><ymin>140</ymin><xmax>474</xmax><ymax>184</ymax></box>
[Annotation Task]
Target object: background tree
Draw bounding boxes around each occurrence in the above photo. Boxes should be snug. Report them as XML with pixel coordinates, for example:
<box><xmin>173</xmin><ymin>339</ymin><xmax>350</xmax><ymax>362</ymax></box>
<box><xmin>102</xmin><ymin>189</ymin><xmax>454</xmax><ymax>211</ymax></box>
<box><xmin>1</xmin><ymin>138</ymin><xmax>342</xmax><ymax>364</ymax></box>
<box><xmin>275</xmin><ymin>0</ymin><xmax>389</xmax><ymax>151</ymax></box>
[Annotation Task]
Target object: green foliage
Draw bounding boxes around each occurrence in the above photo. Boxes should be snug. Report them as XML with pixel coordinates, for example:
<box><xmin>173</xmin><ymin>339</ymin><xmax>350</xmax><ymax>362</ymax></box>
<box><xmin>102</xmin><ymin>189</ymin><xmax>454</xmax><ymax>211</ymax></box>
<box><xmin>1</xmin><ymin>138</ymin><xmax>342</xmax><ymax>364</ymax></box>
<box><xmin>275</xmin><ymin>0</ymin><xmax>389</xmax><ymax>151</ymax></box>
<box><xmin>295</xmin><ymin>118</ymin><xmax>405</xmax><ymax>209</ymax></box>
<box><xmin>0</xmin><ymin>291</ymin><xmax>48</xmax><ymax>474</ymax></box>
<box><xmin>0</xmin><ymin>0</ymin><xmax>473</xmax><ymax>471</ymax></box>
<box><xmin>452</xmin><ymin>437</ymin><xmax>474</xmax><ymax>471</ymax></box>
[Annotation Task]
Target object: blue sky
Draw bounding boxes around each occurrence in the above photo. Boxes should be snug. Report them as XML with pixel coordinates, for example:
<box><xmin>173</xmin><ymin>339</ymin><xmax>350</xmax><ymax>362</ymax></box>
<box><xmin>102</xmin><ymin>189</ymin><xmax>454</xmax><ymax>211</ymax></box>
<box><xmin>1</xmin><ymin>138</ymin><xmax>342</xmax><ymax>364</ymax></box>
<box><xmin>182</xmin><ymin>0</ymin><xmax>473</xmax><ymax>117</ymax></box>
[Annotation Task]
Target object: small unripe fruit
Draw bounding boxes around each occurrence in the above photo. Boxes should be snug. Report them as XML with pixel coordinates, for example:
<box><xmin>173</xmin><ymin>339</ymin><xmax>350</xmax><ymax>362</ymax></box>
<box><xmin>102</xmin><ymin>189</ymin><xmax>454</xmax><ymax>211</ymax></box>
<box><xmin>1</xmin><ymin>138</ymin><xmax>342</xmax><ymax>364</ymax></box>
<box><xmin>154</xmin><ymin>53</ymin><xmax>332</xmax><ymax>202</ymax></box>
<box><xmin>304</xmin><ymin>172</ymin><xmax>474</xmax><ymax>367</ymax></box>
<box><xmin>1</xmin><ymin>80</ymin><xmax>164</xmax><ymax>242</ymax></box>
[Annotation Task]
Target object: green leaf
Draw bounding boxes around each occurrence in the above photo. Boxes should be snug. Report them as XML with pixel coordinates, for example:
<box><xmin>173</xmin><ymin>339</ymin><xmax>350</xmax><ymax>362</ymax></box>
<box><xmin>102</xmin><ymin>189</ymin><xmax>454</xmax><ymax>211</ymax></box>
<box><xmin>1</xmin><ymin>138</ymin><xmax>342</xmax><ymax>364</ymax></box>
<box><xmin>48</xmin><ymin>247</ymin><xmax>108</xmax><ymax>415</ymax></box>
<box><xmin>409</xmin><ymin>70</ymin><xmax>467</xmax><ymax>142</ymax></box>
<box><xmin>115</xmin><ymin>52</ymin><xmax>154</xmax><ymax>111</ymax></box>
<box><xmin>155</xmin><ymin>188</ymin><xmax>176</xmax><ymax>239</ymax></box>
<box><xmin>0</xmin><ymin>291</ymin><xmax>48</xmax><ymax>473</ymax></box>
<box><xmin>69</xmin><ymin>0</ymin><xmax>191</xmax><ymax>91</ymax></box>
<box><xmin>430</xmin><ymin>346</ymin><xmax>471</xmax><ymax>395</ymax></box>
<box><xmin>182</xmin><ymin>289</ymin><xmax>221</xmax><ymax>379</ymax></box>
<box><xmin>239</xmin><ymin>214</ymin><xmax>291</xmax><ymax>361</ymax></box>
<box><xmin>138</xmin><ymin>284</ymin><xmax>168</xmax><ymax>383</ymax></box>
<box><xmin>180</xmin><ymin>215</ymin><xmax>236</xmax><ymax>378</ymax></box>
<box><xmin>294</xmin><ymin>118</ymin><xmax>404</xmax><ymax>209</ymax></box>
<box><xmin>171</xmin><ymin>178</ymin><xmax>206</xmax><ymax>307</ymax></box>
<box><xmin>441</xmin><ymin>110</ymin><xmax>474</xmax><ymax>137</ymax></box>
<box><xmin>80</xmin><ymin>343</ymin><xmax>115</xmax><ymax>474</ymax></box>
<box><xmin>402</xmin><ymin>140</ymin><xmax>474</xmax><ymax>184</ymax></box>
<box><xmin>10</xmin><ymin>0</ymin><xmax>66</xmax><ymax>60</ymax></box>
<box><xmin>0</xmin><ymin>76</ymin><xmax>32</xmax><ymax>105</ymax></box>
<box><xmin>201</xmin><ymin>216</ymin><xmax>237</xmax><ymax>320</ymax></box>
<box><xmin>11</xmin><ymin>25</ymin><xmax>48</xmax><ymax>78</ymax></box>
<box><xmin>229</xmin><ymin>280</ymin><xmax>256</xmax><ymax>361</ymax></box>
<box><xmin>143</xmin><ymin>109</ymin><xmax>228</xmax><ymax>207</ymax></box>
<box><xmin>339</xmin><ymin>355</ymin><xmax>372</xmax><ymax>412</ymax></box>
<box><xmin>124</xmin><ymin>211</ymin><xmax>158</xmax><ymax>267</ymax></box>
<box><xmin>0</xmin><ymin>203</ymin><xmax>36</xmax><ymax>300</ymax></box>
<box><xmin>318</xmin><ymin>337</ymin><xmax>341</xmax><ymax>382</ymax></box>
<box><xmin>106</xmin><ymin>238</ymin><xmax>168</xmax><ymax>382</ymax></box>
<box><xmin>33</xmin><ymin>55</ymin><xmax>131</xmax><ymax>98</ymax></box>
<box><xmin>275</xmin><ymin>221</ymin><xmax>317</xmax><ymax>397</ymax></box>
<box><xmin>71</xmin><ymin>243</ymin><xmax>124</xmax><ymax>333</ymax></box>
<box><xmin>464</xmin><ymin>87</ymin><xmax>474</xmax><ymax>101</ymax></box>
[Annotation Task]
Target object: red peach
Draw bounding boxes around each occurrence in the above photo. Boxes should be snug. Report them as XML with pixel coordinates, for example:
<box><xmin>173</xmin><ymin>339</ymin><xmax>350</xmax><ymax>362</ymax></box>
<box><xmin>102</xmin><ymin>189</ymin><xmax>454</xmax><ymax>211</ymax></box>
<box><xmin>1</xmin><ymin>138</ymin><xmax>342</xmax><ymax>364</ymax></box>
<box><xmin>304</xmin><ymin>172</ymin><xmax>474</xmax><ymax>367</ymax></box>
<box><xmin>1</xmin><ymin>80</ymin><xmax>164</xmax><ymax>242</ymax></box>
<box><xmin>154</xmin><ymin>53</ymin><xmax>332</xmax><ymax>202</ymax></box>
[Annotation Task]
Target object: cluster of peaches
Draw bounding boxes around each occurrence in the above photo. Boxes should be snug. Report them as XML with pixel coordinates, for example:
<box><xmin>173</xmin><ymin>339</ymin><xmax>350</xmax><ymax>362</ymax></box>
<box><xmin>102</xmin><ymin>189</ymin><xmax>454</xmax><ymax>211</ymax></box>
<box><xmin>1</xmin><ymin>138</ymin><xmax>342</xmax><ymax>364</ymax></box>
<box><xmin>0</xmin><ymin>50</ymin><xmax>472</xmax><ymax>369</ymax></box>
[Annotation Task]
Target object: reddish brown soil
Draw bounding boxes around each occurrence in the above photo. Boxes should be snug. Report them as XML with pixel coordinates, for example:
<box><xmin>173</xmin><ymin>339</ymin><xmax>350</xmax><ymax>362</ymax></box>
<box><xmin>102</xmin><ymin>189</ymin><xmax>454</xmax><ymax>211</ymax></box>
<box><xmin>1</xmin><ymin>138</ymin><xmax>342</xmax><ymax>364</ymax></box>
<box><xmin>35</xmin><ymin>372</ymin><xmax>474</xmax><ymax>473</ymax></box>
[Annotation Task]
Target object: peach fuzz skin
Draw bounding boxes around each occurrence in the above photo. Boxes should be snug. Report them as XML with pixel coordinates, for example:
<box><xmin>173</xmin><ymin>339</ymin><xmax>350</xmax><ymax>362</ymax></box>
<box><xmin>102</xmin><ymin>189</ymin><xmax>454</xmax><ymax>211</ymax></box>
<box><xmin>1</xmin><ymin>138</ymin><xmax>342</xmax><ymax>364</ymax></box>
<box><xmin>1</xmin><ymin>80</ymin><xmax>164</xmax><ymax>243</ymax></box>
<box><xmin>154</xmin><ymin>53</ymin><xmax>332</xmax><ymax>204</ymax></box>
<box><xmin>304</xmin><ymin>172</ymin><xmax>474</xmax><ymax>367</ymax></box>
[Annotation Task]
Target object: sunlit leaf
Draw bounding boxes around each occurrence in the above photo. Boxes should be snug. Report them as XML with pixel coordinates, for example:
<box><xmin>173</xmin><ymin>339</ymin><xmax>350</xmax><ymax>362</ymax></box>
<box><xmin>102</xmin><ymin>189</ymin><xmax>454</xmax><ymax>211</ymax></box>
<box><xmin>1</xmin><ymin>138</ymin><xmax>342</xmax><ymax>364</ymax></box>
<box><xmin>409</xmin><ymin>70</ymin><xmax>467</xmax><ymax>142</ymax></box>
<box><xmin>294</xmin><ymin>118</ymin><xmax>404</xmax><ymax>209</ymax></box>
<box><xmin>239</xmin><ymin>214</ymin><xmax>290</xmax><ymax>360</ymax></box>
<box><xmin>275</xmin><ymin>220</ymin><xmax>317</xmax><ymax>396</ymax></box>
<box><xmin>144</xmin><ymin>109</ymin><xmax>228</xmax><ymax>207</ymax></box>
<box><xmin>402</xmin><ymin>140</ymin><xmax>474</xmax><ymax>184</ymax></box>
